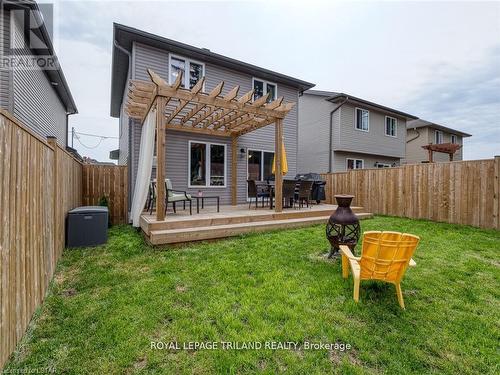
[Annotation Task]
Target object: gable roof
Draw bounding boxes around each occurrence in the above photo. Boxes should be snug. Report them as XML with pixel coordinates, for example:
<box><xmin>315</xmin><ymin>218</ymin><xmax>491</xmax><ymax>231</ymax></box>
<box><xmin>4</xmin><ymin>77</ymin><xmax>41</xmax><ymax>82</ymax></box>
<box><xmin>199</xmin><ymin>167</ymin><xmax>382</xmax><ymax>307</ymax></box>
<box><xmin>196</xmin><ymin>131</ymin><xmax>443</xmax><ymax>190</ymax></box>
<box><xmin>110</xmin><ymin>23</ymin><xmax>315</xmax><ymax>118</ymax></box>
<box><xmin>304</xmin><ymin>90</ymin><xmax>418</xmax><ymax>120</ymax></box>
<box><xmin>407</xmin><ymin>119</ymin><xmax>472</xmax><ymax>137</ymax></box>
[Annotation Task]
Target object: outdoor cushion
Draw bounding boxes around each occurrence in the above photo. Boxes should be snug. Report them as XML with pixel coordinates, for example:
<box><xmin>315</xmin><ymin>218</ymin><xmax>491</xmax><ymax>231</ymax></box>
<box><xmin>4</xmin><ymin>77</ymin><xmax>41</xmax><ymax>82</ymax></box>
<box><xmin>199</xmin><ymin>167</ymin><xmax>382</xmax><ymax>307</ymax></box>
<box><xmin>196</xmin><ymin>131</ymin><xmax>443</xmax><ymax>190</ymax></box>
<box><xmin>169</xmin><ymin>193</ymin><xmax>192</xmax><ymax>202</ymax></box>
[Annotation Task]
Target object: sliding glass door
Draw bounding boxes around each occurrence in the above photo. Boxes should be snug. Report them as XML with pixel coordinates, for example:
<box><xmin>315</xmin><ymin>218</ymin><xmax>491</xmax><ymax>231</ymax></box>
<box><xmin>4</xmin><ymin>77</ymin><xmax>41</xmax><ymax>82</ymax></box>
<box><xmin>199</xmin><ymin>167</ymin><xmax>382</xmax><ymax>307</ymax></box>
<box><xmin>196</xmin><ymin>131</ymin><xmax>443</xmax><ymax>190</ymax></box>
<box><xmin>247</xmin><ymin>149</ymin><xmax>274</xmax><ymax>199</ymax></box>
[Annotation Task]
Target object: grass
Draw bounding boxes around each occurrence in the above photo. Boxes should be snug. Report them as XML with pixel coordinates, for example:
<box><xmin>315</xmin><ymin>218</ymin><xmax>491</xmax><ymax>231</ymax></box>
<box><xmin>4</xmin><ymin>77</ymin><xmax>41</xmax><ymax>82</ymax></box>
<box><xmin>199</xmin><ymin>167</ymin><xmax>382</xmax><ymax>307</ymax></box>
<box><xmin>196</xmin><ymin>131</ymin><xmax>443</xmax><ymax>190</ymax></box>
<box><xmin>4</xmin><ymin>216</ymin><xmax>500</xmax><ymax>374</ymax></box>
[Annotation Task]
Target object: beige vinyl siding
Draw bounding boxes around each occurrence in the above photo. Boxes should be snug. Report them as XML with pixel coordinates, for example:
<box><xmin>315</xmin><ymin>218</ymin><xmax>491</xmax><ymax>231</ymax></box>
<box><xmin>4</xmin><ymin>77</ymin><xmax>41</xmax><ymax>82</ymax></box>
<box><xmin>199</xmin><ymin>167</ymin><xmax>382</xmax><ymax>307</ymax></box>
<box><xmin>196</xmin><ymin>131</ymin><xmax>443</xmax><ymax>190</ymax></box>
<box><xmin>126</xmin><ymin>42</ymin><xmax>300</xmax><ymax>205</ymax></box>
<box><xmin>333</xmin><ymin>151</ymin><xmax>400</xmax><ymax>172</ymax></box>
<box><xmin>428</xmin><ymin>129</ymin><xmax>463</xmax><ymax>162</ymax></box>
<box><xmin>405</xmin><ymin>127</ymin><xmax>429</xmax><ymax>164</ymax></box>
<box><xmin>334</xmin><ymin>103</ymin><xmax>407</xmax><ymax>158</ymax></box>
<box><xmin>297</xmin><ymin>93</ymin><xmax>332</xmax><ymax>173</ymax></box>
<box><xmin>405</xmin><ymin>126</ymin><xmax>464</xmax><ymax>164</ymax></box>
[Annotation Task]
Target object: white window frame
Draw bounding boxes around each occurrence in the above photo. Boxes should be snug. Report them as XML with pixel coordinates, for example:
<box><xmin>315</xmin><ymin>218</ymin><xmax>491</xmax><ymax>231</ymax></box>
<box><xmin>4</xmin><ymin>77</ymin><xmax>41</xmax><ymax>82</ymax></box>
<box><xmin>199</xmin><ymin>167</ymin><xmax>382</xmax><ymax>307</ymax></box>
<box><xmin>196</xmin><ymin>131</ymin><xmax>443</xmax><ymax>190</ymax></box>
<box><xmin>252</xmin><ymin>77</ymin><xmax>278</xmax><ymax>102</ymax></box>
<box><xmin>168</xmin><ymin>54</ymin><xmax>205</xmax><ymax>89</ymax></box>
<box><xmin>246</xmin><ymin>148</ymin><xmax>275</xmax><ymax>200</ymax></box>
<box><xmin>188</xmin><ymin>140</ymin><xmax>227</xmax><ymax>188</ymax></box>
<box><xmin>385</xmin><ymin>116</ymin><xmax>397</xmax><ymax>137</ymax></box>
<box><xmin>354</xmin><ymin>108</ymin><xmax>369</xmax><ymax>132</ymax></box>
<box><xmin>451</xmin><ymin>134</ymin><xmax>457</xmax><ymax>144</ymax></box>
<box><xmin>435</xmin><ymin>130</ymin><xmax>443</xmax><ymax>144</ymax></box>
<box><xmin>346</xmin><ymin>158</ymin><xmax>364</xmax><ymax>170</ymax></box>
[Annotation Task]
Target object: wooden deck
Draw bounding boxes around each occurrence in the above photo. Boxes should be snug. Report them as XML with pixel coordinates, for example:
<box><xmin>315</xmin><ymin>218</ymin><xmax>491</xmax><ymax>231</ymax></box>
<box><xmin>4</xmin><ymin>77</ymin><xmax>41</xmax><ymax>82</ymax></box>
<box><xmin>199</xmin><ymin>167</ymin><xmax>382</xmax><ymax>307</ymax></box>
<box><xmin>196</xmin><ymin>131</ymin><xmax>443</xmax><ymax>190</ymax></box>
<box><xmin>140</xmin><ymin>204</ymin><xmax>373</xmax><ymax>245</ymax></box>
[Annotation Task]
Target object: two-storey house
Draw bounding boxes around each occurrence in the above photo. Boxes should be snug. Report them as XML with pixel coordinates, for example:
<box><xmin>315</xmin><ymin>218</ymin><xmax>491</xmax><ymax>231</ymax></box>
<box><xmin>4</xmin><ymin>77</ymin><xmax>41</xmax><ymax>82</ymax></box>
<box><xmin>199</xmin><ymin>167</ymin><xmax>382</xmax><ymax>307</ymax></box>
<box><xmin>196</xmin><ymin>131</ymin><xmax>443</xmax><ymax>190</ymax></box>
<box><xmin>110</xmin><ymin>24</ymin><xmax>314</xmax><ymax>207</ymax></box>
<box><xmin>406</xmin><ymin>119</ymin><xmax>471</xmax><ymax>163</ymax></box>
<box><xmin>298</xmin><ymin>90</ymin><xmax>417</xmax><ymax>173</ymax></box>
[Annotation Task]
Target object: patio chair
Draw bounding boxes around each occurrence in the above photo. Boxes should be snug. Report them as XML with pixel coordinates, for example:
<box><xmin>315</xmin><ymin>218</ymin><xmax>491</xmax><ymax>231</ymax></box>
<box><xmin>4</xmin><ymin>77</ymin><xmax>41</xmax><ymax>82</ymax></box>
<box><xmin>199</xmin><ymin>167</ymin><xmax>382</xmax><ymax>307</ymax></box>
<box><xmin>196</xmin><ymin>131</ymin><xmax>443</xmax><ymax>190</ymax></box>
<box><xmin>147</xmin><ymin>181</ymin><xmax>156</xmax><ymax>215</ymax></box>
<box><xmin>340</xmin><ymin>231</ymin><xmax>420</xmax><ymax>309</ymax></box>
<box><xmin>295</xmin><ymin>180</ymin><xmax>313</xmax><ymax>208</ymax></box>
<box><xmin>247</xmin><ymin>180</ymin><xmax>270</xmax><ymax>209</ymax></box>
<box><xmin>165</xmin><ymin>179</ymin><xmax>192</xmax><ymax>215</ymax></box>
<box><xmin>282</xmin><ymin>179</ymin><xmax>296</xmax><ymax>208</ymax></box>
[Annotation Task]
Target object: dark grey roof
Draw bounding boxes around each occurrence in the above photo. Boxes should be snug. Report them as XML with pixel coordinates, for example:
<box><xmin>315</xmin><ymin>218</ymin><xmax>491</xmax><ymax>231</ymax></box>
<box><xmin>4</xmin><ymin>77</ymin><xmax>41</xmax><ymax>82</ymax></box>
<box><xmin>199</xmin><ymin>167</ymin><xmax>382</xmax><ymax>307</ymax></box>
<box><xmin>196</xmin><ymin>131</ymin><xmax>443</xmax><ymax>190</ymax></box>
<box><xmin>11</xmin><ymin>1</ymin><xmax>77</xmax><ymax>114</ymax></box>
<box><xmin>305</xmin><ymin>90</ymin><xmax>418</xmax><ymax>120</ymax></box>
<box><xmin>407</xmin><ymin>119</ymin><xmax>472</xmax><ymax>137</ymax></box>
<box><xmin>110</xmin><ymin>23</ymin><xmax>315</xmax><ymax>117</ymax></box>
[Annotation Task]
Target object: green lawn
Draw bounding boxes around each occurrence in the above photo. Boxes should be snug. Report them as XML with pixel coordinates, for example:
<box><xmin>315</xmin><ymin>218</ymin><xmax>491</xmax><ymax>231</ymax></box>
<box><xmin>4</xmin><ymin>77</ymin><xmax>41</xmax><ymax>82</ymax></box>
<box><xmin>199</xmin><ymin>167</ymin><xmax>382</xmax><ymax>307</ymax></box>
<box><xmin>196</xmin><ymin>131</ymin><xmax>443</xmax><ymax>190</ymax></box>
<box><xmin>4</xmin><ymin>216</ymin><xmax>500</xmax><ymax>374</ymax></box>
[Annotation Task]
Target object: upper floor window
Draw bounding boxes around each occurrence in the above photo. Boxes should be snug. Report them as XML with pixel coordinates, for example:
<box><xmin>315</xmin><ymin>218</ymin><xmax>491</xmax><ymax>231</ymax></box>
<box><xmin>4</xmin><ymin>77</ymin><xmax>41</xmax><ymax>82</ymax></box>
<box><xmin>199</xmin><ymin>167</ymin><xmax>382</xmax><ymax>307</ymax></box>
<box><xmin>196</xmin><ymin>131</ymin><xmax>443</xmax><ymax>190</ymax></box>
<box><xmin>451</xmin><ymin>134</ymin><xmax>457</xmax><ymax>144</ymax></box>
<box><xmin>435</xmin><ymin>130</ymin><xmax>443</xmax><ymax>144</ymax></box>
<box><xmin>355</xmin><ymin>108</ymin><xmax>369</xmax><ymax>131</ymax></box>
<box><xmin>385</xmin><ymin>116</ymin><xmax>397</xmax><ymax>137</ymax></box>
<box><xmin>169</xmin><ymin>55</ymin><xmax>204</xmax><ymax>89</ymax></box>
<box><xmin>252</xmin><ymin>78</ymin><xmax>277</xmax><ymax>103</ymax></box>
<box><xmin>347</xmin><ymin>158</ymin><xmax>364</xmax><ymax>170</ymax></box>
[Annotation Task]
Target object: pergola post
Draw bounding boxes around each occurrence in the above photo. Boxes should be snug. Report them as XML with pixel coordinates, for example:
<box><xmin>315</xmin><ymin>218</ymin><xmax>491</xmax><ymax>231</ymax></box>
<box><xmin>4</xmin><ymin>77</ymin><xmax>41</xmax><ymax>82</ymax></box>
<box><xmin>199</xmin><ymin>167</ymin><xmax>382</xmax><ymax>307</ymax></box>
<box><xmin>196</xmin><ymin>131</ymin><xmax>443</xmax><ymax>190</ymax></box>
<box><xmin>231</xmin><ymin>136</ymin><xmax>238</xmax><ymax>206</ymax></box>
<box><xmin>155</xmin><ymin>96</ymin><xmax>166</xmax><ymax>221</ymax></box>
<box><xmin>274</xmin><ymin>119</ymin><xmax>283</xmax><ymax>212</ymax></box>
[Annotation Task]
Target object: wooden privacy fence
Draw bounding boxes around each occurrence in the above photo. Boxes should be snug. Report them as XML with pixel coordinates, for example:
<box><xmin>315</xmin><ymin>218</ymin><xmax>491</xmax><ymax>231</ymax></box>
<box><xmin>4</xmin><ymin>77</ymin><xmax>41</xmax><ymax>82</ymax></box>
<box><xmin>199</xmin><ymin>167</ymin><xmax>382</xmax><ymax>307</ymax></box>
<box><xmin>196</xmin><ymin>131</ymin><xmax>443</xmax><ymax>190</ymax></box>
<box><xmin>321</xmin><ymin>157</ymin><xmax>500</xmax><ymax>230</ymax></box>
<box><xmin>82</xmin><ymin>165</ymin><xmax>128</xmax><ymax>224</ymax></box>
<box><xmin>0</xmin><ymin>110</ymin><xmax>82</xmax><ymax>368</ymax></box>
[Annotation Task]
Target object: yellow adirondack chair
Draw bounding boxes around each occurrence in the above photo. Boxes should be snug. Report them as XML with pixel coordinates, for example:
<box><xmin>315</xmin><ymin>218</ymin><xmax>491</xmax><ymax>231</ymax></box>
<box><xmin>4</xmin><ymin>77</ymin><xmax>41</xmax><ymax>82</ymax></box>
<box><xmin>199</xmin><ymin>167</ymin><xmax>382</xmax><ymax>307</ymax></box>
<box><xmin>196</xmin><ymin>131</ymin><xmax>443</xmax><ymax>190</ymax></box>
<box><xmin>340</xmin><ymin>231</ymin><xmax>420</xmax><ymax>309</ymax></box>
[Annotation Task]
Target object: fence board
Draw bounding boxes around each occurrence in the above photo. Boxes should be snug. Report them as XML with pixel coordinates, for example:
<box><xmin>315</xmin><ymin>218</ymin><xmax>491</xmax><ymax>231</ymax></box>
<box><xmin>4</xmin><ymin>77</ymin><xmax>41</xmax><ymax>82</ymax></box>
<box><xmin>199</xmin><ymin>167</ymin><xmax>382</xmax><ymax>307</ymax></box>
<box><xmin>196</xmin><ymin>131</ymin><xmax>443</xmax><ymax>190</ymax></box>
<box><xmin>0</xmin><ymin>111</ymin><xmax>82</xmax><ymax>369</ymax></box>
<box><xmin>81</xmin><ymin>164</ymin><xmax>128</xmax><ymax>224</ymax></box>
<box><xmin>322</xmin><ymin>158</ymin><xmax>500</xmax><ymax>230</ymax></box>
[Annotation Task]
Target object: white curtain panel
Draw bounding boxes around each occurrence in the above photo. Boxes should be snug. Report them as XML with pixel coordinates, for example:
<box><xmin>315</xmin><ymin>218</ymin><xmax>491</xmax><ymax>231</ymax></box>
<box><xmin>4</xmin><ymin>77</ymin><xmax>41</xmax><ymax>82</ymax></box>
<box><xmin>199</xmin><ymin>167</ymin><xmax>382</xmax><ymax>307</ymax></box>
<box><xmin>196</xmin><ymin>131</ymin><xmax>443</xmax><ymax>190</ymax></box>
<box><xmin>130</xmin><ymin>108</ymin><xmax>156</xmax><ymax>227</ymax></box>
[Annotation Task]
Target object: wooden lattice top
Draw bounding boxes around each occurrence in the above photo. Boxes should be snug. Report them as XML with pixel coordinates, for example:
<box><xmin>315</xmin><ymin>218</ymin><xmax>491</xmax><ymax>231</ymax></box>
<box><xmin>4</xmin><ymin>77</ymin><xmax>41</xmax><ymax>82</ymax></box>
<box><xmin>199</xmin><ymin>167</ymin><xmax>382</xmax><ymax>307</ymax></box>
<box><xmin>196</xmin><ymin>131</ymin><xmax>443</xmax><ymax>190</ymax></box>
<box><xmin>422</xmin><ymin>143</ymin><xmax>462</xmax><ymax>155</ymax></box>
<box><xmin>124</xmin><ymin>69</ymin><xmax>295</xmax><ymax>137</ymax></box>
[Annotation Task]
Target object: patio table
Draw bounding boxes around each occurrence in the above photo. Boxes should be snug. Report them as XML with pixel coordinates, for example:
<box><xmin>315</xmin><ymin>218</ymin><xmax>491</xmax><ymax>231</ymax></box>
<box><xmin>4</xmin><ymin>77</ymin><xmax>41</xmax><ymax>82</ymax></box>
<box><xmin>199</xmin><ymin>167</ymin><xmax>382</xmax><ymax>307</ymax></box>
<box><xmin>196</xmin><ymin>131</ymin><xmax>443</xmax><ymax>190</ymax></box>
<box><xmin>194</xmin><ymin>195</ymin><xmax>220</xmax><ymax>214</ymax></box>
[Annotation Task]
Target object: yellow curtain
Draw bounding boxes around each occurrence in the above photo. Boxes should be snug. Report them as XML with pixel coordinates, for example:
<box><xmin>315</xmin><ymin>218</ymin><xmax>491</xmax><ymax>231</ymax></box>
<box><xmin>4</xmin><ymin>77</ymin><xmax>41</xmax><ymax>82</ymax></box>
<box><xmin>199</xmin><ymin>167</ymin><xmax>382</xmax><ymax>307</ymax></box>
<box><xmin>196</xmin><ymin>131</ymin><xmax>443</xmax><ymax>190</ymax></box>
<box><xmin>272</xmin><ymin>141</ymin><xmax>288</xmax><ymax>175</ymax></box>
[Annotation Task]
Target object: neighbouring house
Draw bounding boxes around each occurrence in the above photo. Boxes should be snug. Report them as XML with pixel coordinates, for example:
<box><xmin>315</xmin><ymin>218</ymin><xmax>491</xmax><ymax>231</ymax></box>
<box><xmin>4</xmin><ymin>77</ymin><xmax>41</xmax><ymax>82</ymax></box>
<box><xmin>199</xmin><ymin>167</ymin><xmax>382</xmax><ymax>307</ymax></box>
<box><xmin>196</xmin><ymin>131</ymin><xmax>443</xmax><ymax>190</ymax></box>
<box><xmin>406</xmin><ymin>119</ymin><xmax>472</xmax><ymax>163</ymax></box>
<box><xmin>110</xmin><ymin>23</ymin><xmax>314</xmax><ymax>208</ymax></box>
<box><xmin>298</xmin><ymin>90</ymin><xmax>418</xmax><ymax>173</ymax></box>
<box><xmin>0</xmin><ymin>1</ymin><xmax>77</xmax><ymax>146</ymax></box>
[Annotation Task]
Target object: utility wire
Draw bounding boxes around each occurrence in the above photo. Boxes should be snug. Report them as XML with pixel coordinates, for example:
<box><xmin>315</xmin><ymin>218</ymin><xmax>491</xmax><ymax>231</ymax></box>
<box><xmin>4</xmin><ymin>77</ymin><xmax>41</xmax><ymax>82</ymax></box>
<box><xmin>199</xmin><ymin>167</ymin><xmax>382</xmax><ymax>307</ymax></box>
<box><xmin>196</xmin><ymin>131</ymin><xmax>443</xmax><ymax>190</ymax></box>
<box><xmin>74</xmin><ymin>133</ymin><xmax>106</xmax><ymax>149</ymax></box>
<box><xmin>74</xmin><ymin>131</ymin><xmax>119</xmax><ymax>139</ymax></box>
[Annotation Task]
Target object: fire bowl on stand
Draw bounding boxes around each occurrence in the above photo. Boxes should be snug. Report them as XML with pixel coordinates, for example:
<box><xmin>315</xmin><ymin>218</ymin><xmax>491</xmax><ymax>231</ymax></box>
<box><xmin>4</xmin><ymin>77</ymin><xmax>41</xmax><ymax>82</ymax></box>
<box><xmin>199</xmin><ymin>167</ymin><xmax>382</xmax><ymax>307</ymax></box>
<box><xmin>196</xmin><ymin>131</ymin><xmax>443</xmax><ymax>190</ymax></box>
<box><xmin>326</xmin><ymin>195</ymin><xmax>360</xmax><ymax>258</ymax></box>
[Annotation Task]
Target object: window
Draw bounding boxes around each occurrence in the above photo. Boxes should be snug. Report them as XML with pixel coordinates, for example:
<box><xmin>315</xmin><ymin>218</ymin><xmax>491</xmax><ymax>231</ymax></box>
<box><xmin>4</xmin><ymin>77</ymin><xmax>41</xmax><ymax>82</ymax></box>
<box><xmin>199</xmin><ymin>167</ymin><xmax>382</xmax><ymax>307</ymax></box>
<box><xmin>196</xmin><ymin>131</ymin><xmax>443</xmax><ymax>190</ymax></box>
<box><xmin>346</xmin><ymin>158</ymin><xmax>364</xmax><ymax>170</ymax></box>
<box><xmin>435</xmin><ymin>130</ymin><xmax>443</xmax><ymax>144</ymax></box>
<box><xmin>252</xmin><ymin>78</ymin><xmax>277</xmax><ymax>103</ymax></box>
<box><xmin>189</xmin><ymin>141</ymin><xmax>226</xmax><ymax>187</ymax></box>
<box><xmin>247</xmin><ymin>149</ymin><xmax>274</xmax><ymax>196</ymax></box>
<box><xmin>355</xmin><ymin>108</ymin><xmax>369</xmax><ymax>131</ymax></box>
<box><xmin>376</xmin><ymin>163</ymin><xmax>391</xmax><ymax>168</ymax></box>
<box><xmin>169</xmin><ymin>55</ymin><xmax>204</xmax><ymax>89</ymax></box>
<box><xmin>451</xmin><ymin>134</ymin><xmax>457</xmax><ymax>144</ymax></box>
<box><xmin>385</xmin><ymin>116</ymin><xmax>397</xmax><ymax>137</ymax></box>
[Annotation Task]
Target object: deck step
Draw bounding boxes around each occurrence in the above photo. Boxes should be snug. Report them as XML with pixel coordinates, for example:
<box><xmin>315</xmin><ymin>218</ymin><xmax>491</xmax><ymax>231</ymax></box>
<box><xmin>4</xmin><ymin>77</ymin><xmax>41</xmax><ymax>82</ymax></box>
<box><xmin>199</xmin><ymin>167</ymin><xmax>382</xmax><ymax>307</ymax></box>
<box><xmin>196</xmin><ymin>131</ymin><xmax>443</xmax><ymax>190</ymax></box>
<box><xmin>149</xmin><ymin>213</ymin><xmax>373</xmax><ymax>245</ymax></box>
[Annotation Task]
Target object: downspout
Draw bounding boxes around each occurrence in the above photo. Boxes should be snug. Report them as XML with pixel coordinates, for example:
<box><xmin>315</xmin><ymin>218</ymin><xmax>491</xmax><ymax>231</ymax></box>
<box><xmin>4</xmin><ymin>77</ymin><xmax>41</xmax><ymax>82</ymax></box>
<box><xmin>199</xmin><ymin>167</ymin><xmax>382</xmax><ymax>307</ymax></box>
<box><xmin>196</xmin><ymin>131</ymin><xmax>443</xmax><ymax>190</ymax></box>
<box><xmin>329</xmin><ymin>97</ymin><xmax>349</xmax><ymax>172</ymax></box>
<box><xmin>406</xmin><ymin>127</ymin><xmax>420</xmax><ymax>143</ymax></box>
<box><xmin>114</xmin><ymin>39</ymin><xmax>132</xmax><ymax>79</ymax></box>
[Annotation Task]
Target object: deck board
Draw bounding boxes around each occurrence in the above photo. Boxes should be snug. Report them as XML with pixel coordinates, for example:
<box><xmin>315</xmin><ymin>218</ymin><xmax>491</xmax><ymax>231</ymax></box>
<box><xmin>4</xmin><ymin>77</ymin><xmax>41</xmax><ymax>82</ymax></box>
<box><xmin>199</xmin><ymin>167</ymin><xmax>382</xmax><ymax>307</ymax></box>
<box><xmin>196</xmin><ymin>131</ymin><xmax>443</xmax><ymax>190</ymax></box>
<box><xmin>140</xmin><ymin>204</ymin><xmax>372</xmax><ymax>244</ymax></box>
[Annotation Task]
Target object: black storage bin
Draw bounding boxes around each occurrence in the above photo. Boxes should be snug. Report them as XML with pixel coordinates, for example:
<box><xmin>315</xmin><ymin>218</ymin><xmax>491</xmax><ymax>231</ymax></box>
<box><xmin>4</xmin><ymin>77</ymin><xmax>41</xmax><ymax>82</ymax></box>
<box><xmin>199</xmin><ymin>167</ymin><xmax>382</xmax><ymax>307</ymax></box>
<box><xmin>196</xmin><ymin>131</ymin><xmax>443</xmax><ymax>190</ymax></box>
<box><xmin>66</xmin><ymin>206</ymin><xmax>109</xmax><ymax>248</ymax></box>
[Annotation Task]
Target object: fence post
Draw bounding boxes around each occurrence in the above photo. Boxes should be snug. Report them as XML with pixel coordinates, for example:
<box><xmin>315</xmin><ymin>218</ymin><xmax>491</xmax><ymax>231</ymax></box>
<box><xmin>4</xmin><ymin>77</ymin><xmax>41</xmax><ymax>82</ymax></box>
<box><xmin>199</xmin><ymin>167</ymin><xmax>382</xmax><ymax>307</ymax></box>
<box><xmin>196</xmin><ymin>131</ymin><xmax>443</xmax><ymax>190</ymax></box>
<box><xmin>494</xmin><ymin>156</ymin><xmax>500</xmax><ymax>230</ymax></box>
<box><xmin>46</xmin><ymin>137</ymin><xmax>58</xmax><ymax>258</ymax></box>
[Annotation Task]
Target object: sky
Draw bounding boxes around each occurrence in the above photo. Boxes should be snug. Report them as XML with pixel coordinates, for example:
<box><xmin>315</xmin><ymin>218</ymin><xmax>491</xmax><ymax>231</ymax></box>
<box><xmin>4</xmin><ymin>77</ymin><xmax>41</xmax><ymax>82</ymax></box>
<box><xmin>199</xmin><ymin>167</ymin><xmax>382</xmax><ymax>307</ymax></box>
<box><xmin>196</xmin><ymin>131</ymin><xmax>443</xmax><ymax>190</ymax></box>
<box><xmin>48</xmin><ymin>0</ymin><xmax>500</xmax><ymax>162</ymax></box>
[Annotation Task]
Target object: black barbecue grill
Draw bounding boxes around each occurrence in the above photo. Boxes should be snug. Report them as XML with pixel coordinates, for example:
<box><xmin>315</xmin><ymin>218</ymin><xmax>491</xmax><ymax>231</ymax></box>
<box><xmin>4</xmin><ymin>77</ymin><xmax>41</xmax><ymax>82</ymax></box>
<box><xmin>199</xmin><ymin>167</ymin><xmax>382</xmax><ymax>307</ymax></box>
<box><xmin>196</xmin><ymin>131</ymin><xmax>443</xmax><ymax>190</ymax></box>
<box><xmin>294</xmin><ymin>173</ymin><xmax>326</xmax><ymax>204</ymax></box>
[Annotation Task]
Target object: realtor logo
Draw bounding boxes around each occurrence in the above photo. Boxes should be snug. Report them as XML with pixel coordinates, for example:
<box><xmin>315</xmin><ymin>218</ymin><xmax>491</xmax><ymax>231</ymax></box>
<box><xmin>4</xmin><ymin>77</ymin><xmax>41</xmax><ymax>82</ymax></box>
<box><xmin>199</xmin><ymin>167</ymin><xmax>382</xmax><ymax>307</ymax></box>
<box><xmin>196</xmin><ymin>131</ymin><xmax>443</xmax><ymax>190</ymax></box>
<box><xmin>0</xmin><ymin>0</ymin><xmax>59</xmax><ymax>70</ymax></box>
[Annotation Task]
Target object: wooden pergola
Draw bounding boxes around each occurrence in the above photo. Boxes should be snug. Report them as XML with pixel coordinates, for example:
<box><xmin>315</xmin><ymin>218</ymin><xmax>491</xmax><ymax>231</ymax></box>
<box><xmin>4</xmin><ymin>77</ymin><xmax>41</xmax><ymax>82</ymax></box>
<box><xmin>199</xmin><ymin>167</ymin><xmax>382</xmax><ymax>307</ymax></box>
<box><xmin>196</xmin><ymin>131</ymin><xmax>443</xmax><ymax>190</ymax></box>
<box><xmin>422</xmin><ymin>143</ymin><xmax>462</xmax><ymax>163</ymax></box>
<box><xmin>125</xmin><ymin>69</ymin><xmax>295</xmax><ymax>221</ymax></box>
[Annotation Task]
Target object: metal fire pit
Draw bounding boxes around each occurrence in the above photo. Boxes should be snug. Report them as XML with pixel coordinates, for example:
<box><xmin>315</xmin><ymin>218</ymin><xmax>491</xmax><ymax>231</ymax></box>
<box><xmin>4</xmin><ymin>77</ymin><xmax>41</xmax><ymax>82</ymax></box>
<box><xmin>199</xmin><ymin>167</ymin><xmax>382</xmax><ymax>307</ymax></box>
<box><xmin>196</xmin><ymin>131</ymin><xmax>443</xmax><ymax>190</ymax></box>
<box><xmin>326</xmin><ymin>195</ymin><xmax>360</xmax><ymax>258</ymax></box>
